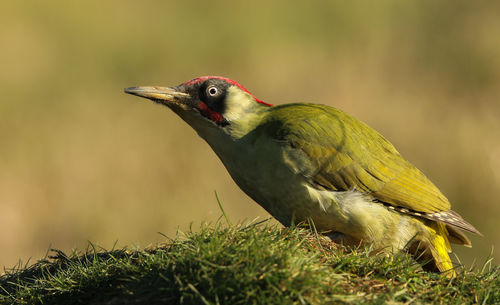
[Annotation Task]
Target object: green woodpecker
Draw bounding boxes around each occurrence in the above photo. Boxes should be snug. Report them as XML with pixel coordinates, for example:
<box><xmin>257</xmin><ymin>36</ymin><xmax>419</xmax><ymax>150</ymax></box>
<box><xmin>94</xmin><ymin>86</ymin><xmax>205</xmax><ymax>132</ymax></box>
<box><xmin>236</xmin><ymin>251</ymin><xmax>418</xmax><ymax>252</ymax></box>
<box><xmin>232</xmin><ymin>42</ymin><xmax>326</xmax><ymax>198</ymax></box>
<box><xmin>125</xmin><ymin>76</ymin><xmax>480</xmax><ymax>274</ymax></box>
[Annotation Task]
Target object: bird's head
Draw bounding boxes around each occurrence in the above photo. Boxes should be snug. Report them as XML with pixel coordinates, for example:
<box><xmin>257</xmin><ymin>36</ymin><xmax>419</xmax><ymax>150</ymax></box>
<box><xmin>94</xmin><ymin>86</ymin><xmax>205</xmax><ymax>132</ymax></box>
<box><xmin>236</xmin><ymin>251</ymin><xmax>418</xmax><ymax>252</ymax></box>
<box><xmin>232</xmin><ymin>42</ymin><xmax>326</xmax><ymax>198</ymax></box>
<box><xmin>125</xmin><ymin>76</ymin><xmax>272</xmax><ymax>139</ymax></box>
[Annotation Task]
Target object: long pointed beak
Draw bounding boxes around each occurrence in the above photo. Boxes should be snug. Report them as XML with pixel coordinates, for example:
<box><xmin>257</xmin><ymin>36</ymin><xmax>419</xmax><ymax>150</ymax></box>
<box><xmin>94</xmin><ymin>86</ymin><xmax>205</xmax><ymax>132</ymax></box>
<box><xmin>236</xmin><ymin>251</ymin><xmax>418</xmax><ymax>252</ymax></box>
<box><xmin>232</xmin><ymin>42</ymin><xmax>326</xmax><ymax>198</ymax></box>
<box><xmin>124</xmin><ymin>86</ymin><xmax>190</xmax><ymax>105</ymax></box>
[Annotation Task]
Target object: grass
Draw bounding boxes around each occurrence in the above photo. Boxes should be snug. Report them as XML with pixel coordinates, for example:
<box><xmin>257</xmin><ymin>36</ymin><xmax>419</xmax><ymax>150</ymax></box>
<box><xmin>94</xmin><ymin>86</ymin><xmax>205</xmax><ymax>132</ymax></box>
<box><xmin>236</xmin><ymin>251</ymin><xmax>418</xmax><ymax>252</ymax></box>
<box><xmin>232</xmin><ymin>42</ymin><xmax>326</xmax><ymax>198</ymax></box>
<box><xmin>0</xmin><ymin>221</ymin><xmax>498</xmax><ymax>305</ymax></box>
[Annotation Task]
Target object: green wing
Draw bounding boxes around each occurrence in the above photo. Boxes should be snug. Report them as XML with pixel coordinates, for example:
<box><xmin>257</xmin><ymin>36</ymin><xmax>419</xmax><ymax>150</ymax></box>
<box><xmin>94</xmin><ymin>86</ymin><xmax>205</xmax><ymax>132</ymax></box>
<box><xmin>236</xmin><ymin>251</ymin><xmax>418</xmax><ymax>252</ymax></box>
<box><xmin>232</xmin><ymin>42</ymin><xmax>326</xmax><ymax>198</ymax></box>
<box><xmin>266</xmin><ymin>103</ymin><xmax>450</xmax><ymax>214</ymax></box>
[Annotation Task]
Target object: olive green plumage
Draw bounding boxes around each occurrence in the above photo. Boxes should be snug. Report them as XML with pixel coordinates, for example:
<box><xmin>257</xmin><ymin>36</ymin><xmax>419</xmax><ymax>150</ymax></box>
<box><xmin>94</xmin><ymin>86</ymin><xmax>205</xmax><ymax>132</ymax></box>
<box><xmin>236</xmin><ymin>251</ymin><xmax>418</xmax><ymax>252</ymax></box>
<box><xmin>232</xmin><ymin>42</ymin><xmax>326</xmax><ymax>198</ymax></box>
<box><xmin>125</xmin><ymin>76</ymin><xmax>481</xmax><ymax>276</ymax></box>
<box><xmin>261</xmin><ymin>104</ymin><xmax>479</xmax><ymax>234</ymax></box>
<box><xmin>266</xmin><ymin>103</ymin><xmax>449</xmax><ymax>212</ymax></box>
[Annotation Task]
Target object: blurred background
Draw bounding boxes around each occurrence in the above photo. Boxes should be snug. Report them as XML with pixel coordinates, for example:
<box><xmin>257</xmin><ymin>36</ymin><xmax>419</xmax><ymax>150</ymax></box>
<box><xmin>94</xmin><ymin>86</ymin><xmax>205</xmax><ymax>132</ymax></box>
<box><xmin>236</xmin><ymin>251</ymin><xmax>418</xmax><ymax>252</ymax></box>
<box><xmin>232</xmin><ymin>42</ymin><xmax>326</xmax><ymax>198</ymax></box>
<box><xmin>1</xmin><ymin>1</ymin><xmax>499</xmax><ymax>271</ymax></box>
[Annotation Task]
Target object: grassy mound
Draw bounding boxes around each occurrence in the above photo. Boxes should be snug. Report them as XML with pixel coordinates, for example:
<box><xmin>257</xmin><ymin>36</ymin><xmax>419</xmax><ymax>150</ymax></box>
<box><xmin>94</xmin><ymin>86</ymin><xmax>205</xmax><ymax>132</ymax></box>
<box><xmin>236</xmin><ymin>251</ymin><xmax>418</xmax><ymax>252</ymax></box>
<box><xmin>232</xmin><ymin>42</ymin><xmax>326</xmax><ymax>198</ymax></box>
<box><xmin>1</xmin><ymin>222</ymin><xmax>498</xmax><ymax>304</ymax></box>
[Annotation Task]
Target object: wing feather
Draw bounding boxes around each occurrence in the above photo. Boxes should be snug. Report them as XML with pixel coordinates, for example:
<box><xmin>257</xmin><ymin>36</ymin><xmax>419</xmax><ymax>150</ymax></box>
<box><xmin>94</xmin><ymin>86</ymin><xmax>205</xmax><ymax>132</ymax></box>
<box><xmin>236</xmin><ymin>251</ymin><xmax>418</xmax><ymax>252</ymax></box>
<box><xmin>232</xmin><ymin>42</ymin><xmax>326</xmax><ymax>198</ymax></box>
<box><xmin>266</xmin><ymin>104</ymin><xmax>451</xmax><ymax>213</ymax></box>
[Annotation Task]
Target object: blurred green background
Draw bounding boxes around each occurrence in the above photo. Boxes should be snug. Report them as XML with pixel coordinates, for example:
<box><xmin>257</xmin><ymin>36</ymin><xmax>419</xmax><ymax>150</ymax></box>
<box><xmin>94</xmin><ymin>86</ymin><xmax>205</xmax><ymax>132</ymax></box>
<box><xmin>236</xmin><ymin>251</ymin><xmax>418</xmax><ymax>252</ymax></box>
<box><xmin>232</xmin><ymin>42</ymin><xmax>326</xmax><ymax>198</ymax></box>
<box><xmin>1</xmin><ymin>1</ymin><xmax>499</xmax><ymax>270</ymax></box>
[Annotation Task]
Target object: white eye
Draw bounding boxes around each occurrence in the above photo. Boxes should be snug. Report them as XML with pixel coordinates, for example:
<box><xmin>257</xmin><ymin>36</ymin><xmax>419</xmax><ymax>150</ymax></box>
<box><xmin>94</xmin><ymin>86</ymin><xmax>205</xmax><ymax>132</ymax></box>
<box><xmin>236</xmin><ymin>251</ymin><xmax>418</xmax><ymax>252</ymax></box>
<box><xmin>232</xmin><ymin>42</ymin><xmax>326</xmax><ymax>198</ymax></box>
<box><xmin>207</xmin><ymin>86</ymin><xmax>218</xmax><ymax>96</ymax></box>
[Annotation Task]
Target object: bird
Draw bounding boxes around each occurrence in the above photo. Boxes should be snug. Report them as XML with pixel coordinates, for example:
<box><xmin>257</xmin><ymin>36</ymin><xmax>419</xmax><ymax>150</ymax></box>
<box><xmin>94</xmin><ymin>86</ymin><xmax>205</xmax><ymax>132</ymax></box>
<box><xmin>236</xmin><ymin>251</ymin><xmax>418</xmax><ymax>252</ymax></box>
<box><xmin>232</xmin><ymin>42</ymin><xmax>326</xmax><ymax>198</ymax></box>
<box><xmin>124</xmin><ymin>76</ymin><xmax>481</xmax><ymax>275</ymax></box>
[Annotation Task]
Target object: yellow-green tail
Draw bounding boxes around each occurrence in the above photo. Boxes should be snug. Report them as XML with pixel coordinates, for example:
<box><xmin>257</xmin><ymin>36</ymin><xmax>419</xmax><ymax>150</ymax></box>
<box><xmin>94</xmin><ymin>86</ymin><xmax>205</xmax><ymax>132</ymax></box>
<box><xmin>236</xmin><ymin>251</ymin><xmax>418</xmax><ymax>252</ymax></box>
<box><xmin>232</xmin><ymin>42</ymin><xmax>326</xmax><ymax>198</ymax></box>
<box><xmin>410</xmin><ymin>222</ymin><xmax>455</xmax><ymax>276</ymax></box>
<box><xmin>428</xmin><ymin>222</ymin><xmax>455</xmax><ymax>276</ymax></box>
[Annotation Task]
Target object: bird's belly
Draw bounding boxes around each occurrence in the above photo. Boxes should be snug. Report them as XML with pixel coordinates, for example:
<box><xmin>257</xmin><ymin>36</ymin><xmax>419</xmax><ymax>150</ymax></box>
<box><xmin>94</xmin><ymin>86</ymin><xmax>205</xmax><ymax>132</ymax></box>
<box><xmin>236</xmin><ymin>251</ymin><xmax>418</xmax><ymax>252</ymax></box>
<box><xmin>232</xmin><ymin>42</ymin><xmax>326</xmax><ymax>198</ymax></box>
<box><xmin>218</xmin><ymin>143</ymin><xmax>322</xmax><ymax>225</ymax></box>
<box><xmin>213</xmin><ymin>138</ymin><xmax>422</xmax><ymax>250</ymax></box>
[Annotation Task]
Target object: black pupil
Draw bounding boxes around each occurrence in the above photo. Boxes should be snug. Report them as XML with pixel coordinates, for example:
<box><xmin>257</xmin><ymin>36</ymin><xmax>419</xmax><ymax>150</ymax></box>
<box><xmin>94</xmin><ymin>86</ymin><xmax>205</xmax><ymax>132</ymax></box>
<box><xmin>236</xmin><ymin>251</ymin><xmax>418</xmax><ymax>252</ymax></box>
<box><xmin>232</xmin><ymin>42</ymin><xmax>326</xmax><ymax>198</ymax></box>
<box><xmin>209</xmin><ymin>87</ymin><xmax>217</xmax><ymax>95</ymax></box>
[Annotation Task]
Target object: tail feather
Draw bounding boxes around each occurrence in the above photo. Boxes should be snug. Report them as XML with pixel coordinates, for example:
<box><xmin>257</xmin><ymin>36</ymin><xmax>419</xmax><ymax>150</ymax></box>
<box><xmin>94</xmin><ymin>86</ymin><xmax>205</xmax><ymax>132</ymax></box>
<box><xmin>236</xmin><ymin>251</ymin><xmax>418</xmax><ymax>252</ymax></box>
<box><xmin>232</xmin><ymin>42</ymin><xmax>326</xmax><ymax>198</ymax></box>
<box><xmin>428</xmin><ymin>223</ymin><xmax>454</xmax><ymax>275</ymax></box>
<box><xmin>447</xmin><ymin>224</ymin><xmax>472</xmax><ymax>247</ymax></box>
<box><xmin>409</xmin><ymin>222</ymin><xmax>455</xmax><ymax>276</ymax></box>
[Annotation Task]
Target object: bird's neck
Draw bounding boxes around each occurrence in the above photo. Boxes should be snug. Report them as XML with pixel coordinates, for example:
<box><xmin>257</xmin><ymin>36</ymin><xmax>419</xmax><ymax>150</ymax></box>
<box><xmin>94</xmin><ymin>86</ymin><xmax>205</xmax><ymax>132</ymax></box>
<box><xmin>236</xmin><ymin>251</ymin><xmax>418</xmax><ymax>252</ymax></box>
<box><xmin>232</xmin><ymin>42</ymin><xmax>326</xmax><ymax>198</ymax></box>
<box><xmin>221</xmin><ymin>86</ymin><xmax>271</xmax><ymax>139</ymax></box>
